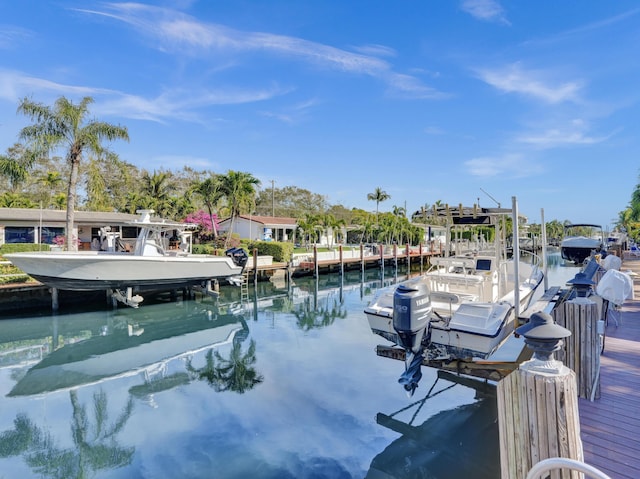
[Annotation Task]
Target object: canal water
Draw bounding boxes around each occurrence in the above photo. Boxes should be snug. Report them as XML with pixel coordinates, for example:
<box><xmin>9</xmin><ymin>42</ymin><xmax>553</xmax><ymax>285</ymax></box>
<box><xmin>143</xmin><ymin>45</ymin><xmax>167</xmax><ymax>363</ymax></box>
<box><xmin>0</xmin><ymin>250</ymin><xmax>580</xmax><ymax>478</ymax></box>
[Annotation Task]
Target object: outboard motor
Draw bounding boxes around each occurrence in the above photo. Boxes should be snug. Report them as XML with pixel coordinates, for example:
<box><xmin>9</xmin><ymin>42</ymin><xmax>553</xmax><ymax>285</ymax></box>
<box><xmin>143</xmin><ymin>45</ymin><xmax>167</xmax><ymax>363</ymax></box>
<box><xmin>225</xmin><ymin>247</ymin><xmax>249</xmax><ymax>268</ymax></box>
<box><xmin>393</xmin><ymin>282</ymin><xmax>432</xmax><ymax>396</ymax></box>
<box><xmin>393</xmin><ymin>282</ymin><xmax>432</xmax><ymax>354</ymax></box>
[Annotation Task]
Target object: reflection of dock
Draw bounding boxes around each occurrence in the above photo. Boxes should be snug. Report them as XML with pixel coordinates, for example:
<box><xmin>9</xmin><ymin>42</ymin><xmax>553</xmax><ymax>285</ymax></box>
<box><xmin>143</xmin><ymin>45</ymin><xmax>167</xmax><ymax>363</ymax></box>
<box><xmin>368</xmin><ymin>370</ymin><xmax>499</xmax><ymax>479</ymax></box>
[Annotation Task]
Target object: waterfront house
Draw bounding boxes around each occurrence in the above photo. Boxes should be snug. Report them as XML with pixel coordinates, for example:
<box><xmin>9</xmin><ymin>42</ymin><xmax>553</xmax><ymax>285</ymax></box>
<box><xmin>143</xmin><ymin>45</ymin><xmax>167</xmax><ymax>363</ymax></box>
<box><xmin>0</xmin><ymin>207</ymin><xmax>139</xmax><ymax>249</ymax></box>
<box><xmin>217</xmin><ymin>215</ymin><xmax>298</xmax><ymax>243</ymax></box>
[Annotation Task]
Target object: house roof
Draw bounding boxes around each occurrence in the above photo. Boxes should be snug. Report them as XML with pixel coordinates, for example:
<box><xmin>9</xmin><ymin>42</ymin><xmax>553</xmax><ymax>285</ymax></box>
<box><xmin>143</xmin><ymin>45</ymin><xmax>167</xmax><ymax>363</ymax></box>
<box><xmin>0</xmin><ymin>207</ymin><xmax>139</xmax><ymax>224</ymax></box>
<box><xmin>219</xmin><ymin>215</ymin><xmax>298</xmax><ymax>226</ymax></box>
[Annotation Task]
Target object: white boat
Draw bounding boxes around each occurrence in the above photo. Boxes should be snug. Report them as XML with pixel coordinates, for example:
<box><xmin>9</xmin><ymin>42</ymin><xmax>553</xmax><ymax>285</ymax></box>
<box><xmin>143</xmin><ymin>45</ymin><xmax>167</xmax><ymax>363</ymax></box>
<box><xmin>560</xmin><ymin>223</ymin><xmax>604</xmax><ymax>264</ymax></box>
<box><xmin>5</xmin><ymin>210</ymin><xmax>247</xmax><ymax>300</ymax></box>
<box><xmin>364</xmin><ymin>204</ymin><xmax>545</xmax><ymax>393</ymax></box>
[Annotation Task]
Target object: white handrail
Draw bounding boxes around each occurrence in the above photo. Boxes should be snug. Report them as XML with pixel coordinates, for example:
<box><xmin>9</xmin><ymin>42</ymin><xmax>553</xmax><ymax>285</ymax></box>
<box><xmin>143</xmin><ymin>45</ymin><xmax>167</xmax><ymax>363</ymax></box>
<box><xmin>526</xmin><ymin>457</ymin><xmax>612</xmax><ymax>479</ymax></box>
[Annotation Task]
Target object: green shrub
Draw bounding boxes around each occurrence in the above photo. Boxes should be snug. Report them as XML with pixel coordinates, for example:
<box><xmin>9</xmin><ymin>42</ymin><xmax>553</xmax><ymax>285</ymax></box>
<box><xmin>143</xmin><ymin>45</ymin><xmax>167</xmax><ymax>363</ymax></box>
<box><xmin>247</xmin><ymin>241</ymin><xmax>294</xmax><ymax>263</ymax></box>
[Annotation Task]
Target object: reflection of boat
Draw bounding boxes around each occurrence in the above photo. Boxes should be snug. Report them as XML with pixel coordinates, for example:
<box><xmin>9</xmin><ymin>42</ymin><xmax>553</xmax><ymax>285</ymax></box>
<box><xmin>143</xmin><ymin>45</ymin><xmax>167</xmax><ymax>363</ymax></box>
<box><xmin>5</xmin><ymin>210</ymin><xmax>247</xmax><ymax>298</ymax></box>
<box><xmin>560</xmin><ymin>224</ymin><xmax>604</xmax><ymax>265</ymax></box>
<box><xmin>364</xmin><ymin>205</ymin><xmax>544</xmax><ymax>384</ymax></box>
<box><xmin>8</xmin><ymin>303</ymin><xmax>246</xmax><ymax>396</ymax></box>
<box><xmin>367</xmin><ymin>372</ymin><xmax>499</xmax><ymax>479</ymax></box>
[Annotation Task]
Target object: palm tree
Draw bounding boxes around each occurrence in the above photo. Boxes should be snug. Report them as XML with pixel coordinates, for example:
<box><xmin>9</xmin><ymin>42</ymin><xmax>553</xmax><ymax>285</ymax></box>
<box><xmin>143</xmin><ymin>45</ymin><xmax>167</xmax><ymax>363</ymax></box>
<box><xmin>367</xmin><ymin>187</ymin><xmax>391</xmax><ymax>225</ymax></box>
<box><xmin>140</xmin><ymin>170</ymin><xmax>175</xmax><ymax>218</ymax></box>
<box><xmin>18</xmin><ymin>96</ymin><xmax>129</xmax><ymax>250</ymax></box>
<box><xmin>194</xmin><ymin>175</ymin><xmax>224</xmax><ymax>238</ymax></box>
<box><xmin>0</xmin><ymin>144</ymin><xmax>39</xmax><ymax>192</ymax></box>
<box><xmin>218</xmin><ymin>170</ymin><xmax>261</xmax><ymax>248</ymax></box>
<box><xmin>297</xmin><ymin>214</ymin><xmax>321</xmax><ymax>247</ymax></box>
<box><xmin>38</xmin><ymin>171</ymin><xmax>64</xmax><ymax>208</ymax></box>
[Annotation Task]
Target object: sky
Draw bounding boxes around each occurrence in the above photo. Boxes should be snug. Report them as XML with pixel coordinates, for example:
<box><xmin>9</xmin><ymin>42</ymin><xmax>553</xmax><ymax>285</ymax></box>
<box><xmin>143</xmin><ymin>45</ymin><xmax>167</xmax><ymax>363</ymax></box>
<box><xmin>1</xmin><ymin>0</ymin><xmax>639</xmax><ymax>230</ymax></box>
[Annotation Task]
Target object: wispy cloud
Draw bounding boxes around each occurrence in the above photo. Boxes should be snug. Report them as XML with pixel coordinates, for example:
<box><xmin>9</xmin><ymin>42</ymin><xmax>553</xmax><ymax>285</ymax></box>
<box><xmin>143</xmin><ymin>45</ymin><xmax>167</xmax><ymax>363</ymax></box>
<box><xmin>76</xmin><ymin>3</ymin><xmax>444</xmax><ymax>99</ymax></box>
<box><xmin>259</xmin><ymin>98</ymin><xmax>320</xmax><ymax>124</ymax></box>
<box><xmin>0</xmin><ymin>69</ymin><xmax>285</xmax><ymax>122</ymax></box>
<box><xmin>465</xmin><ymin>153</ymin><xmax>543</xmax><ymax>178</ymax></box>
<box><xmin>0</xmin><ymin>69</ymin><xmax>109</xmax><ymax>102</ymax></box>
<box><xmin>460</xmin><ymin>0</ymin><xmax>510</xmax><ymax>25</ymax></box>
<box><xmin>0</xmin><ymin>25</ymin><xmax>32</xmax><ymax>49</ymax></box>
<box><xmin>515</xmin><ymin>119</ymin><xmax>615</xmax><ymax>148</ymax></box>
<box><xmin>476</xmin><ymin>62</ymin><xmax>582</xmax><ymax>103</ymax></box>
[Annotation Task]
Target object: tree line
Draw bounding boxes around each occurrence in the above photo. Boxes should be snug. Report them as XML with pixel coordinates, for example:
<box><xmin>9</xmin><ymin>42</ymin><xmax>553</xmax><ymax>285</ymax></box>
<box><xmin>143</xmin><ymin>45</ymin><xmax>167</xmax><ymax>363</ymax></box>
<box><xmin>1</xmin><ymin>95</ymin><xmax>636</xmax><ymax>249</ymax></box>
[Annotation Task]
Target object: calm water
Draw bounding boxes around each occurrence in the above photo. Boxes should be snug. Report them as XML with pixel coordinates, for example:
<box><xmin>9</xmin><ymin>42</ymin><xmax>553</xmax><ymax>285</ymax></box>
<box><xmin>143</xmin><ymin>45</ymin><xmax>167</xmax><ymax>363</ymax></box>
<box><xmin>0</xmin><ymin>250</ymin><xmax>580</xmax><ymax>479</ymax></box>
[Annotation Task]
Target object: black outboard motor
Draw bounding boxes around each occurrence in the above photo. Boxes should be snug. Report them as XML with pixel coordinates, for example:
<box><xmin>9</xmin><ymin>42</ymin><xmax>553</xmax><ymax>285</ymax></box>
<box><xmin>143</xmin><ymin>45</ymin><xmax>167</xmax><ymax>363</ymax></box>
<box><xmin>225</xmin><ymin>247</ymin><xmax>249</xmax><ymax>268</ymax></box>
<box><xmin>393</xmin><ymin>282</ymin><xmax>432</xmax><ymax>354</ymax></box>
<box><xmin>393</xmin><ymin>282</ymin><xmax>432</xmax><ymax>396</ymax></box>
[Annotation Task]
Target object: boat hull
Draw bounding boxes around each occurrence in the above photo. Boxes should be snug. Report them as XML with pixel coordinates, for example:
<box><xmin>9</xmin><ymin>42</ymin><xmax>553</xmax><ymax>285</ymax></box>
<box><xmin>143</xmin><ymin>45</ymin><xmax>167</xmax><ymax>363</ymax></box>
<box><xmin>4</xmin><ymin>251</ymin><xmax>243</xmax><ymax>291</ymax></box>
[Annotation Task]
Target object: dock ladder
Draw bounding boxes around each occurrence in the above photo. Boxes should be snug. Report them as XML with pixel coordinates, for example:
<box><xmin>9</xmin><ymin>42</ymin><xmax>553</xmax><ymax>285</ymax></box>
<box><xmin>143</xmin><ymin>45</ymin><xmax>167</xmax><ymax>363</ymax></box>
<box><xmin>240</xmin><ymin>270</ymin><xmax>250</xmax><ymax>303</ymax></box>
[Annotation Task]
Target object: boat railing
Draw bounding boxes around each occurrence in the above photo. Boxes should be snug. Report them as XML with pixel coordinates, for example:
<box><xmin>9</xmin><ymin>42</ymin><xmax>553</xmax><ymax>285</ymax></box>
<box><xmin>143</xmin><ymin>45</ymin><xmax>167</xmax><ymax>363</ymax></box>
<box><xmin>526</xmin><ymin>457</ymin><xmax>611</xmax><ymax>479</ymax></box>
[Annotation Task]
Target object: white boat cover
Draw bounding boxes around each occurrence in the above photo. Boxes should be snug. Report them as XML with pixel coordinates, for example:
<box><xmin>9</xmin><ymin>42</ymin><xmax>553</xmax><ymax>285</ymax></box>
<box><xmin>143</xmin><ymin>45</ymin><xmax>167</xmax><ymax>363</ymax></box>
<box><xmin>596</xmin><ymin>269</ymin><xmax>634</xmax><ymax>305</ymax></box>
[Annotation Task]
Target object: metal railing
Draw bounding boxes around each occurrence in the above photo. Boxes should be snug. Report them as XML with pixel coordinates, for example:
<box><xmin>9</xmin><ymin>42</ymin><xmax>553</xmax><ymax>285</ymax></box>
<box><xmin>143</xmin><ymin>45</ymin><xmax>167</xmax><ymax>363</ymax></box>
<box><xmin>526</xmin><ymin>457</ymin><xmax>612</xmax><ymax>479</ymax></box>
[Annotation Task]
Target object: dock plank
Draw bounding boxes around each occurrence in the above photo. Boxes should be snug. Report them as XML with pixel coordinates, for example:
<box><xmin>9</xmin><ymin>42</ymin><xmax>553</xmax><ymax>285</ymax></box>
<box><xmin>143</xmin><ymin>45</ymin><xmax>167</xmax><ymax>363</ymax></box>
<box><xmin>578</xmin><ymin>253</ymin><xmax>640</xmax><ymax>479</ymax></box>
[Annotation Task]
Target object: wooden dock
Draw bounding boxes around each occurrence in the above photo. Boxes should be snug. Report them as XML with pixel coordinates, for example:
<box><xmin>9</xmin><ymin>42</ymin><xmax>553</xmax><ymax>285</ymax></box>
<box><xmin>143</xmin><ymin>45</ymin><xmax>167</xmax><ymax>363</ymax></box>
<box><xmin>579</xmin><ymin>252</ymin><xmax>640</xmax><ymax>479</ymax></box>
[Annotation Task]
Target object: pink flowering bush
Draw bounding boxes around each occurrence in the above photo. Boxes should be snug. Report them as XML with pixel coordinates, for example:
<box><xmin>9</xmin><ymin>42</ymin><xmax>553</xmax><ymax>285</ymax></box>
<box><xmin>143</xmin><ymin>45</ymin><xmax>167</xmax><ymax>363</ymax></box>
<box><xmin>185</xmin><ymin>210</ymin><xmax>218</xmax><ymax>234</ymax></box>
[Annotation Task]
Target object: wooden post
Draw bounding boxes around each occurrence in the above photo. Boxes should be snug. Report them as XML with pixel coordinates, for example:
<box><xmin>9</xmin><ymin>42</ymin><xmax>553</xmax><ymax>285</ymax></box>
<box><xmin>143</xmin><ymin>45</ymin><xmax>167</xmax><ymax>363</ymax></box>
<box><xmin>313</xmin><ymin>244</ymin><xmax>319</xmax><ymax>278</ymax></box>
<box><xmin>393</xmin><ymin>243</ymin><xmax>398</xmax><ymax>270</ymax></box>
<box><xmin>339</xmin><ymin>244</ymin><xmax>344</xmax><ymax>276</ymax></box>
<box><xmin>497</xmin><ymin>362</ymin><xmax>583</xmax><ymax>479</ymax></box>
<box><xmin>406</xmin><ymin>242</ymin><xmax>410</xmax><ymax>271</ymax></box>
<box><xmin>552</xmin><ymin>298</ymin><xmax>601</xmax><ymax>400</ymax></box>
<box><xmin>253</xmin><ymin>248</ymin><xmax>258</xmax><ymax>285</ymax></box>
<box><xmin>360</xmin><ymin>243</ymin><xmax>365</xmax><ymax>274</ymax></box>
<box><xmin>419</xmin><ymin>243</ymin><xmax>424</xmax><ymax>273</ymax></box>
<box><xmin>379</xmin><ymin>244</ymin><xmax>384</xmax><ymax>277</ymax></box>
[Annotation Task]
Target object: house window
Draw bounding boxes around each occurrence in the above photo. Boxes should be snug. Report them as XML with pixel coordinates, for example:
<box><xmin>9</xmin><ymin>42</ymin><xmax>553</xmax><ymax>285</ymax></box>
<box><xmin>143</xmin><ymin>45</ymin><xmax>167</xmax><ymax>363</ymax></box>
<box><xmin>4</xmin><ymin>227</ymin><xmax>35</xmax><ymax>244</ymax></box>
<box><xmin>122</xmin><ymin>226</ymin><xmax>139</xmax><ymax>239</ymax></box>
<box><xmin>41</xmin><ymin>227</ymin><xmax>65</xmax><ymax>244</ymax></box>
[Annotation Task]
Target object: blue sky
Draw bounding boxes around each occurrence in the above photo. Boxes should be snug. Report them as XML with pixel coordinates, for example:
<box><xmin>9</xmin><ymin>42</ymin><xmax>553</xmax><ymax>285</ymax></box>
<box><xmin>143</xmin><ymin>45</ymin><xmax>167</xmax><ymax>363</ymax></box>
<box><xmin>1</xmin><ymin>1</ymin><xmax>639</xmax><ymax>230</ymax></box>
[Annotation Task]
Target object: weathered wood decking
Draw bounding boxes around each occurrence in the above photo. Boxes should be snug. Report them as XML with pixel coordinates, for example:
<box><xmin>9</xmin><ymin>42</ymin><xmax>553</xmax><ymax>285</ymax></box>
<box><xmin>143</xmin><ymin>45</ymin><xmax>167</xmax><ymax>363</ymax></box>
<box><xmin>579</xmin><ymin>253</ymin><xmax>640</xmax><ymax>479</ymax></box>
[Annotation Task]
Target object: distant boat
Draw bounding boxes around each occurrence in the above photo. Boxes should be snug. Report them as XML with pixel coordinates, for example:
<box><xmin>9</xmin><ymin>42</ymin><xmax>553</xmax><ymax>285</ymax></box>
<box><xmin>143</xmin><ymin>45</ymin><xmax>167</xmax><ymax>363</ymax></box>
<box><xmin>5</xmin><ymin>210</ymin><xmax>247</xmax><ymax>305</ymax></box>
<box><xmin>560</xmin><ymin>224</ymin><xmax>604</xmax><ymax>265</ymax></box>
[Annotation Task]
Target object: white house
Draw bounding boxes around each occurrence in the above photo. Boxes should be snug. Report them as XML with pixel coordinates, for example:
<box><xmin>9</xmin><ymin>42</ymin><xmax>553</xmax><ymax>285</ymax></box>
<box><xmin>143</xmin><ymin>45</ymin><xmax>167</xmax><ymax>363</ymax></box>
<box><xmin>218</xmin><ymin>215</ymin><xmax>298</xmax><ymax>242</ymax></box>
<box><xmin>0</xmin><ymin>207</ymin><xmax>139</xmax><ymax>249</ymax></box>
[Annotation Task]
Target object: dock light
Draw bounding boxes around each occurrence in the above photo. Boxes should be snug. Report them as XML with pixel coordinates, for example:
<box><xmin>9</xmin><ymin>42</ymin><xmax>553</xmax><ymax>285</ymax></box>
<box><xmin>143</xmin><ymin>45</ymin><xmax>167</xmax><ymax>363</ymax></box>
<box><xmin>566</xmin><ymin>272</ymin><xmax>595</xmax><ymax>298</ymax></box>
<box><xmin>516</xmin><ymin>312</ymin><xmax>571</xmax><ymax>373</ymax></box>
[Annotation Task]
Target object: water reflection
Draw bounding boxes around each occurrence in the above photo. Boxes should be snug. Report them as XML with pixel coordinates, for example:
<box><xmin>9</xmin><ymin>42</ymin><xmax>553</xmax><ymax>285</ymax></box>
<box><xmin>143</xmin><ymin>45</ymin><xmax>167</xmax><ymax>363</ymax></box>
<box><xmin>0</xmin><ymin>257</ymin><xmax>579</xmax><ymax>479</ymax></box>
<box><xmin>186</xmin><ymin>339</ymin><xmax>263</xmax><ymax>393</ymax></box>
<box><xmin>0</xmin><ymin>389</ymin><xmax>134</xmax><ymax>478</ymax></box>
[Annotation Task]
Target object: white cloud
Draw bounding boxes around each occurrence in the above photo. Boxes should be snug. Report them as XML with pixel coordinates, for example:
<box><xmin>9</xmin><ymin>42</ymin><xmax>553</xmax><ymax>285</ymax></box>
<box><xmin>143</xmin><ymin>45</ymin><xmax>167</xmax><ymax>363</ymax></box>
<box><xmin>460</xmin><ymin>0</ymin><xmax>510</xmax><ymax>25</ymax></box>
<box><xmin>476</xmin><ymin>62</ymin><xmax>582</xmax><ymax>104</ymax></box>
<box><xmin>0</xmin><ymin>69</ymin><xmax>286</xmax><ymax>123</ymax></box>
<box><xmin>465</xmin><ymin>153</ymin><xmax>543</xmax><ymax>178</ymax></box>
<box><xmin>76</xmin><ymin>3</ymin><xmax>443</xmax><ymax>99</ymax></box>
<box><xmin>516</xmin><ymin>119</ymin><xmax>614</xmax><ymax>148</ymax></box>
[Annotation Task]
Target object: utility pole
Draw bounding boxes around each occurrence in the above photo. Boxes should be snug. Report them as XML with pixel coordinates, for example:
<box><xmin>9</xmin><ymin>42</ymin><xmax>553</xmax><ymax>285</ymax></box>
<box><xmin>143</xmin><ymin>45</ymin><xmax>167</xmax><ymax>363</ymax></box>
<box><xmin>271</xmin><ymin>180</ymin><xmax>275</xmax><ymax>217</ymax></box>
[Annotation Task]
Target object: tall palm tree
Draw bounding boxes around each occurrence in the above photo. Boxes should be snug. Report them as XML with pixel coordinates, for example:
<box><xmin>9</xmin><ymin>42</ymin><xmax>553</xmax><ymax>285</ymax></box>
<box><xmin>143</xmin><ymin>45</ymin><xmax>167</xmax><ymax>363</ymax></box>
<box><xmin>194</xmin><ymin>175</ymin><xmax>224</xmax><ymax>238</ymax></box>
<box><xmin>18</xmin><ymin>96</ymin><xmax>129</xmax><ymax>250</ymax></box>
<box><xmin>219</xmin><ymin>170</ymin><xmax>261</xmax><ymax>248</ymax></box>
<box><xmin>367</xmin><ymin>187</ymin><xmax>391</xmax><ymax>225</ymax></box>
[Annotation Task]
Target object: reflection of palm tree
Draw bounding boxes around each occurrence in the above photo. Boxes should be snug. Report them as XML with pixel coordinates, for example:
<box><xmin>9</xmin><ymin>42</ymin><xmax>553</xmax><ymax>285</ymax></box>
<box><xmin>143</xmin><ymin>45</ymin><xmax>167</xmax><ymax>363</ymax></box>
<box><xmin>186</xmin><ymin>340</ymin><xmax>263</xmax><ymax>394</ymax></box>
<box><xmin>0</xmin><ymin>389</ymin><xmax>134</xmax><ymax>478</ymax></box>
<box><xmin>293</xmin><ymin>296</ymin><xmax>347</xmax><ymax>331</ymax></box>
